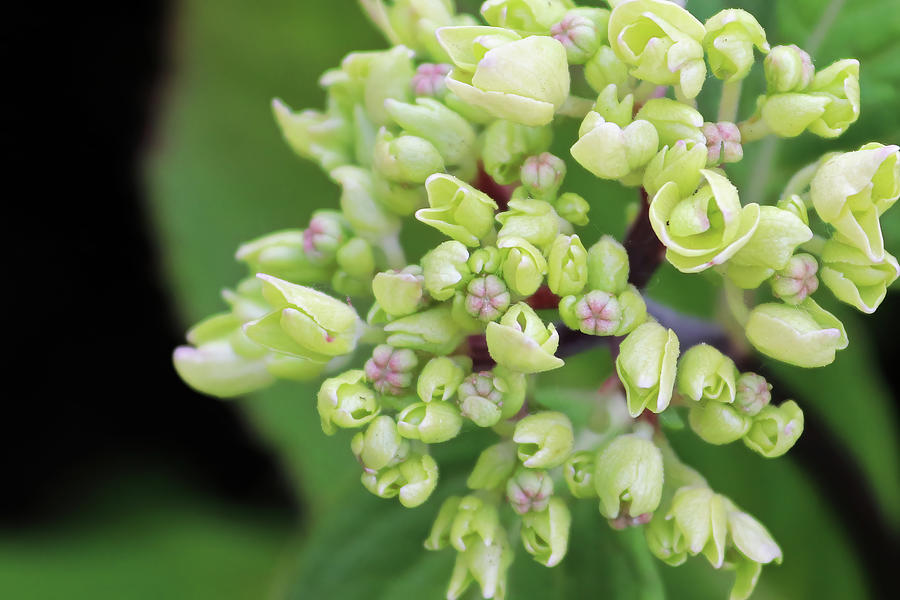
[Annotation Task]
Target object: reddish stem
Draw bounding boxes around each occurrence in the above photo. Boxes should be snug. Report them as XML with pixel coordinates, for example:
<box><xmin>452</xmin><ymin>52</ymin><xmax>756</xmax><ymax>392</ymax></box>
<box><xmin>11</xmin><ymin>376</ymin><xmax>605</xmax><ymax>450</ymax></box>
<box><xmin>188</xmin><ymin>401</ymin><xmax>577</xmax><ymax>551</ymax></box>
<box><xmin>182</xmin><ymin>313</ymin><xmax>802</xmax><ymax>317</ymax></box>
<box><xmin>474</xmin><ymin>163</ymin><xmax>515</xmax><ymax>212</ymax></box>
<box><xmin>623</xmin><ymin>189</ymin><xmax>666</xmax><ymax>288</ymax></box>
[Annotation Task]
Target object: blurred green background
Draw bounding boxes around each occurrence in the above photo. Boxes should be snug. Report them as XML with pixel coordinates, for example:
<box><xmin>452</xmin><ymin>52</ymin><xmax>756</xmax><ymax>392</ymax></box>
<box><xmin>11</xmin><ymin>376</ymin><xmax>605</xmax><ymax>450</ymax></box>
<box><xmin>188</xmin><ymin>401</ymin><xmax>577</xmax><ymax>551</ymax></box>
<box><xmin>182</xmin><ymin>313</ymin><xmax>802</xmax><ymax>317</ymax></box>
<box><xmin>5</xmin><ymin>0</ymin><xmax>897</xmax><ymax>598</ymax></box>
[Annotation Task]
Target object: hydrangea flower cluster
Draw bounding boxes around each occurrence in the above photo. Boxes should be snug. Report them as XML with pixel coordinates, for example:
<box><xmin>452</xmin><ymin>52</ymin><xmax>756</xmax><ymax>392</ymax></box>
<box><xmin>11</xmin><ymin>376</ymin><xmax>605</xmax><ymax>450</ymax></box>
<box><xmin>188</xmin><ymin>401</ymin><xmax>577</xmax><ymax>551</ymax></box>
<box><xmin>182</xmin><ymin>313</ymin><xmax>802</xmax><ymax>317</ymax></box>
<box><xmin>172</xmin><ymin>1</ymin><xmax>899</xmax><ymax>598</ymax></box>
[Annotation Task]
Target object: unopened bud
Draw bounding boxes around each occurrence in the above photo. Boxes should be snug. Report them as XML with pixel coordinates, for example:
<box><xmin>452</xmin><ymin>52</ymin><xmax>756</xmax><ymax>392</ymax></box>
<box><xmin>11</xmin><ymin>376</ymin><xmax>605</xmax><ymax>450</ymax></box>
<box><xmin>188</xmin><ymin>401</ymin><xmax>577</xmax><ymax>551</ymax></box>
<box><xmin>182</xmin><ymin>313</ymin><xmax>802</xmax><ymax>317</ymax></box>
<box><xmin>771</xmin><ymin>253</ymin><xmax>819</xmax><ymax>304</ymax></box>
<box><xmin>365</xmin><ymin>344</ymin><xmax>419</xmax><ymax>396</ymax></box>
<box><xmin>734</xmin><ymin>372</ymin><xmax>771</xmax><ymax>416</ymax></box>
<box><xmin>521</xmin><ymin>152</ymin><xmax>567</xmax><ymax>198</ymax></box>
<box><xmin>506</xmin><ymin>467</ymin><xmax>553</xmax><ymax>514</ymax></box>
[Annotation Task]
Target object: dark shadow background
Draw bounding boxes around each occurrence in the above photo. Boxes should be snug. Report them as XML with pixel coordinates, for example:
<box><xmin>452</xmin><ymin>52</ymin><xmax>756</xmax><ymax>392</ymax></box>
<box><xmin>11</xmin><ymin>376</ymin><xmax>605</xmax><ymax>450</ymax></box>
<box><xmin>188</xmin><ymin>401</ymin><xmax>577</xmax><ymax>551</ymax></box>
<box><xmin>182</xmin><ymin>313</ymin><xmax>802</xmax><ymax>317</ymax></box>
<box><xmin>5</xmin><ymin>0</ymin><xmax>898</xmax><ymax>598</ymax></box>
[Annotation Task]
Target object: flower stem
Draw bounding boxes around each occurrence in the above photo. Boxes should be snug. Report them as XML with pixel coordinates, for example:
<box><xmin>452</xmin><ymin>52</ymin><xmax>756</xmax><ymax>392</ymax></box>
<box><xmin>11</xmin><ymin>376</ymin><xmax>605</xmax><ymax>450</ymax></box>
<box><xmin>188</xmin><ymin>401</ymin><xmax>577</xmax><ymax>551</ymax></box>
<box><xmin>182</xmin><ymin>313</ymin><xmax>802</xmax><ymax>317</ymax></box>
<box><xmin>717</xmin><ymin>80</ymin><xmax>743</xmax><ymax>123</ymax></box>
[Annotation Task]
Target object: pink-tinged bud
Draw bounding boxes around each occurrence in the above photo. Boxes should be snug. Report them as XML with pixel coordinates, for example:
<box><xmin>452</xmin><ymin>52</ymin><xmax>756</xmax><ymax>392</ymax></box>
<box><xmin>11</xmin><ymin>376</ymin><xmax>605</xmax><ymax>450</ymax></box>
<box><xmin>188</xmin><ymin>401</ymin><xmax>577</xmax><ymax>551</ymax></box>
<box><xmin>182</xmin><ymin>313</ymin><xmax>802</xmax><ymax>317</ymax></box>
<box><xmin>551</xmin><ymin>13</ymin><xmax>601</xmax><ymax>64</ymax></box>
<box><xmin>574</xmin><ymin>291</ymin><xmax>622</xmax><ymax>335</ymax></box>
<box><xmin>734</xmin><ymin>372</ymin><xmax>771</xmax><ymax>416</ymax></box>
<box><xmin>506</xmin><ymin>468</ymin><xmax>554</xmax><ymax>515</ymax></box>
<box><xmin>701</xmin><ymin>122</ymin><xmax>743</xmax><ymax>165</ymax></box>
<box><xmin>411</xmin><ymin>63</ymin><xmax>452</xmax><ymax>97</ymax></box>
<box><xmin>364</xmin><ymin>344</ymin><xmax>419</xmax><ymax>395</ymax></box>
<box><xmin>303</xmin><ymin>211</ymin><xmax>346</xmax><ymax>262</ymax></box>
<box><xmin>465</xmin><ymin>274</ymin><xmax>511</xmax><ymax>322</ymax></box>
<box><xmin>520</xmin><ymin>152</ymin><xmax>567</xmax><ymax>198</ymax></box>
<box><xmin>457</xmin><ymin>371</ymin><xmax>504</xmax><ymax>427</ymax></box>
<box><xmin>771</xmin><ymin>253</ymin><xmax>819</xmax><ymax>305</ymax></box>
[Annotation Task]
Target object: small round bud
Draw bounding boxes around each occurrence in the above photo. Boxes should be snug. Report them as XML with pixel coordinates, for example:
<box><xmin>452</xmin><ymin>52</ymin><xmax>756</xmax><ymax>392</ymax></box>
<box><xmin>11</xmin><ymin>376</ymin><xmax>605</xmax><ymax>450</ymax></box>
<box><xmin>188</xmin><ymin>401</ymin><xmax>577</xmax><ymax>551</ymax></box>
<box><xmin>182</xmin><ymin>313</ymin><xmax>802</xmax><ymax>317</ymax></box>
<box><xmin>458</xmin><ymin>371</ymin><xmax>504</xmax><ymax>427</ymax></box>
<box><xmin>570</xmin><ymin>290</ymin><xmax>622</xmax><ymax>336</ymax></box>
<box><xmin>555</xmin><ymin>192</ymin><xmax>590</xmax><ymax>226</ymax></box>
<box><xmin>419</xmin><ymin>174</ymin><xmax>497</xmax><ymax>246</ymax></box>
<box><xmin>411</xmin><ymin>63</ymin><xmax>451</xmax><ymax>97</ymax></box>
<box><xmin>464</xmin><ymin>274</ymin><xmax>511</xmax><ymax>322</ymax></box>
<box><xmin>771</xmin><ymin>253</ymin><xmax>819</xmax><ymax>304</ymax></box>
<box><xmin>497</xmin><ymin>198</ymin><xmax>560</xmax><ymax>251</ymax></box>
<box><xmin>520</xmin><ymin>152</ymin><xmax>567</xmax><ymax>198</ymax></box>
<box><xmin>365</xmin><ymin>344</ymin><xmax>418</xmax><ymax>396</ymax></box>
<box><xmin>507</xmin><ymin>467</ymin><xmax>553</xmax><ymax>514</ymax></box>
<box><xmin>688</xmin><ymin>400</ymin><xmax>752</xmax><ymax>445</ymax></box>
<box><xmin>585</xmin><ymin>235</ymin><xmax>630</xmax><ymax>294</ymax></box>
<box><xmin>397</xmin><ymin>401</ymin><xmax>463</xmax><ymax>444</ymax></box>
<box><xmin>521</xmin><ymin>497</ymin><xmax>571</xmax><ymax>567</ymax></box>
<box><xmin>481</xmin><ymin>119</ymin><xmax>553</xmax><ymax>185</ymax></box>
<box><xmin>421</xmin><ymin>240</ymin><xmax>472</xmax><ymax>301</ymax></box>
<box><xmin>701</xmin><ymin>121</ymin><xmax>743</xmax><ymax>165</ymax></box>
<box><xmin>372</xmin><ymin>266</ymin><xmax>426</xmax><ymax>318</ymax></box>
<box><xmin>384</xmin><ymin>98</ymin><xmax>478</xmax><ymax>168</ymax></box>
<box><xmin>373</xmin><ymin>128</ymin><xmax>445</xmax><ymax>184</ymax></box>
<box><xmin>417</xmin><ymin>355</ymin><xmax>472</xmax><ymax>403</ymax></box>
<box><xmin>594</xmin><ymin>434</ymin><xmax>664</xmax><ymax>520</ymax></box>
<box><xmin>547</xmin><ymin>234</ymin><xmax>588</xmax><ymax>297</ymax></box>
<box><xmin>745</xmin><ymin>299</ymin><xmax>847</xmax><ymax>368</ymax></box>
<box><xmin>468</xmin><ymin>246</ymin><xmax>503</xmax><ymax>275</ymax></box>
<box><xmin>551</xmin><ymin>13</ymin><xmax>601</xmax><ymax>64</ymax></box>
<box><xmin>317</xmin><ymin>370</ymin><xmax>380</xmax><ymax>435</ymax></box>
<box><xmin>676</xmin><ymin>343</ymin><xmax>738</xmax><ymax>403</ymax></box>
<box><xmin>743</xmin><ymin>400</ymin><xmax>804</xmax><ymax>458</ymax></box>
<box><xmin>351</xmin><ymin>416</ymin><xmax>410</xmax><ymax>472</ymax></box>
<box><xmin>734</xmin><ymin>372</ymin><xmax>772</xmax><ymax>416</ymax></box>
<box><xmin>513</xmin><ymin>411</ymin><xmax>574</xmax><ymax>469</ymax></box>
<box><xmin>564</xmin><ymin>450</ymin><xmax>596</xmax><ymax>499</ymax></box>
<box><xmin>765</xmin><ymin>45</ymin><xmax>813</xmax><ymax>93</ymax></box>
<box><xmin>616</xmin><ymin>322</ymin><xmax>680</xmax><ymax>416</ymax></box>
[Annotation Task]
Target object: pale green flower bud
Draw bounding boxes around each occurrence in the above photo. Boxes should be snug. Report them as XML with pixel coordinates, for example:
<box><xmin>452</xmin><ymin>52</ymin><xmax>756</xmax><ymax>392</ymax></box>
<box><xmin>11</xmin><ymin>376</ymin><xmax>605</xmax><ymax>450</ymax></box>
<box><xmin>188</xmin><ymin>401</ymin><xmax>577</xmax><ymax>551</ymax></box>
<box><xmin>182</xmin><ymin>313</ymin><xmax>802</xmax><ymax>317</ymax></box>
<box><xmin>243</xmin><ymin>274</ymin><xmax>361</xmax><ymax>360</ymax></box>
<box><xmin>771</xmin><ymin>253</ymin><xmax>819</xmax><ymax>305</ymax></box>
<box><xmin>464</xmin><ymin>274</ymin><xmax>511</xmax><ymax>322</ymax></box>
<box><xmin>616</xmin><ymin>322</ymin><xmax>680</xmax><ymax>417</ymax></box>
<box><xmin>810</xmin><ymin>143</ymin><xmax>900</xmax><ymax>261</ymax></box>
<box><xmin>703</xmin><ymin>9</ymin><xmax>769</xmax><ymax>82</ymax></box>
<box><xmin>235</xmin><ymin>230</ymin><xmax>331</xmax><ymax>284</ymax></box>
<box><xmin>546</xmin><ymin>234</ymin><xmax>588</xmax><ymax>296</ymax></box>
<box><xmin>571</xmin><ymin>112</ymin><xmax>658</xmax><ymax>181</ymax></box>
<box><xmin>397</xmin><ymin>400</ymin><xmax>463</xmax><ymax>443</ymax></box>
<box><xmin>468</xmin><ymin>246</ymin><xmax>503</xmax><ymax>275</ymax></box>
<box><xmin>457</xmin><ymin>367</ymin><xmax>526</xmax><ymax>427</ymax></box>
<box><xmin>481</xmin><ymin>0</ymin><xmax>568</xmax><ymax>33</ymax></box>
<box><xmin>418</xmin><ymin>173</ymin><xmax>498</xmax><ymax>246</ymax></box>
<box><xmin>372</xmin><ymin>266</ymin><xmax>426</xmax><ymax>318</ymax></box>
<box><xmin>446</xmin><ymin>523</ymin><xmax>513</xmax><ymax>600</ymax></box>
<box><xmin>303</xmin><ymin>210</ymin><xmax>350</xmax><ymax>264</ymax></box>
<box><xmin>820</xmin><ymin>239</ymin><xmax>899</xmax><ymax>314</ymax></box>
<box><xmin>441</xmin><ymin>32</ymin><xmax>571</xmax><ymax>126</ymax></box>
<box><xmin>342</xmin><ymin>46</ymin><xmax>415</xmax><ymax>126</ymax></box>
<box><xmin>271</xmin><ymin>99</ymin><xmax>352</xmax><ymax>171</ymax></box>
<box><xmin>520</xmin><ymin>152</ymin><xmax>567</xmax><ymax>199</ymax></box>
<box><xmin>486</xmin><ymin>303</ymin><xmax>564</xmax><ymax>373</ymax></box>
<box><xmin>221</xmin><ymin>278</ymin><xmax>270</xmax><ymax>323</ymax></box>
<box><xmin>594</xmin><ymin>434</ymin><xmax>663</xmax><ymax>520</ymax></box>
<box><xmin>645</xmin><ymin>512</ymin><xmax>687</xmax><ymax>566</ymax></box>
<box><xmin>351</xmin><ymin>415</ymin><xmax>410</xmax><ymax>472</ymax></box>
<box><xmin>513</xmin><ymin>411</ymin><xmax>574</xmax><ymax>469</ymax></box>
<box><xmin>418</xmin><ymin>355</ymin><xmax>472</xmax><ymax>403</ymax></box>
<box><xmin>317</xmin><ymin>370</ymin><xmax>380</xmax><ymax>435</ymax></box>
<box><xmin>676</xmin><ymin>343</ymin><xmax>738</xmax><ymax>403</ymax></box>
<box><xmin>635</xmin><ymin>98</ymin><xmax>705</xmax><ymax>148</ymax></box>
<box><xmin>701</xmin><ymin>121</ymin><xmax>743</xmax><ymax>165</ymax></box>
<box><xmin>559</xmin><ymin>290</ymin><xmax>621</xmax><ymax>336</ymax></box>
<box><xmin>361</xmin><ymin>452</ymin><xmax>439</xmax><ymax>508</ymax></box>
<box><xmin>173</xmin><ymin>314</ymin><xmax>274</xmax><ymax>398</ymax></box>
<box><xmin>667</xmin><ymin>486</ymin><xmax>728</xmax><ymax>568</ymax></box>
<box><xmin>384</xmin><ymin>306</ymin><xmax>468</xmax><ymax>355</ymax></box>
<box><xmin>760</xmin><ymin>59</ymin><xmax>860</xmax><ymax>139</ymax></box>
<box><xmin>384</xmin><ymin>98</ymin><xmax>478</xmax><ymax>167</ymax></box>
<box><xmin>642</xmin><ymin>140</ymin><xmax>708</xmax><ymax>198</ymax></box>
<box><xmin>555</xmin><ymin>192</ymin><xmax>590</xmax><ymax>227</ymax></box>
<box><xmin>689</xmin><ymin>400</ymin><xmax>752</xmax><ymax>445</ymax></box>
<box><xmin>425</xmin><ymin>496</ymin><xmax>462</xmax><ymax>551</ymax></box>
<box><xmin>584</xmin><ymin>47</ymin><xmax>631</xmax><ymax>96</ymax></box>
<box><xmin>551</xmin><ymin>8</ymin><xmax>609</xmax><ymax>64</ymax></box>
<box><xmin>586</xmin><ymin>235</ymin><xmax>629</xmax><ymax>294</ymax></box>
<box><xmin>497</xmin><ymin>236</ymin><xmax>548</xmax><ymax>297</ymax></box>
<box><xmin>449</xmin><ymin>495</ymin><xmax>502</xmax><ymax>552</ymax></box>
<box><xmin>727</xmin><ymin>506</ymin><xmax>782</xmax><ymax>566</ymax></box>
<box><xmin>330</xmin><ymin>166</ymin><xmax>401</xmax><ymax>239</ymax></box>
<box><xmin>765</xmin><ymin>45</ymin><xmax>813</xmax><ymax>93</ymax></box>
<box><xmin>776</xmin><ymin>194</ymin><xmax>809</xmax><ymax>226</ymax></box>
<box><xmin>743</xmin><ymin>400</ymin><xmax>804</xmax><ymax>458</ymax></box>
<box><xmin>725</xmin><ymin>206</ymin><xmax>813</xmax><ymax>289</ymax></box>
<box><xmin>564</xmin><ymin>451</ymin><xmax>597</xmax><ymax>499</ymax></box>
<box><xmin>496</xmin><ymin>198</ymin><xmax>560</xmax><ymax>250</ymax></box>
<box><xmin>373</xmin><ymin>128</ymin><xmax>445</xmax><ymax>184</ymax></box>
<box><xmin>365</xmin><ymin>344</ymin><xmax>418</xmax><ymax>396</ymax></box>
<box><xmin>507</xmin><ymin>467</ymin><xmax>553</xmax><ymax>514</ymax></box>
<box><xmin>481</xmin><ymin>119</ymin><xmax>553</xmax><ymax>184</ymax></box>
<box><xmin>734</xmin><ymin>372</ymin><xmax>771</xmax><ymax>417</ymax></box>
<box><xmin>745</xmin><ymin>299</ymin><xmax>848</xmax><ymax>368</ymax></box>
<box><xmin>411</xmin><ymin>62</ymin><xmax>451</xmax><ymax>97</ymax></box>
<box><xmin>468</xmin><ymin>441</ymin><xmax>518</xmax><ymax>490</ymax></box>
<box><xmin>521</xmin><ymin>497</ymin><xmax>571</xmax><ymax>567</ymax></box>
<box><xmin>422</xmin><ymin>240</ymin><xmax>472</xmax><ymax>301</ymax></box>
<box><xmin>609</xmin><ymin>0</ymin><xmax>705</xmax><ymax>95</ymax></box>
<box><xmin>649</xmin><ymin>169</ymin><xmax>761</xmax><ymax>274</ymax></box>
<box><xmin>335</xmin><ymin>237</ymin><xmax>376</xmax><ymax>280</ymax></box>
